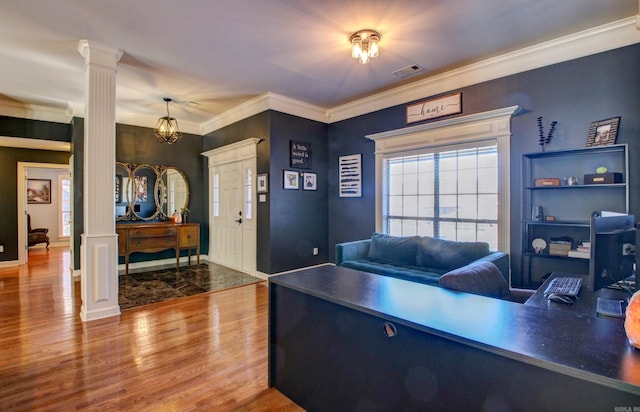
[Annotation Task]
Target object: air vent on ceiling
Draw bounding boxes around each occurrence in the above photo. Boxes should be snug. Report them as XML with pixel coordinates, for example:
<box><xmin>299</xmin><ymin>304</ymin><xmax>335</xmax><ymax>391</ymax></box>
<box><xmin>392</xmin><ymin>64</ymin><xmax>425</xmax><ymax>79</ymax></box>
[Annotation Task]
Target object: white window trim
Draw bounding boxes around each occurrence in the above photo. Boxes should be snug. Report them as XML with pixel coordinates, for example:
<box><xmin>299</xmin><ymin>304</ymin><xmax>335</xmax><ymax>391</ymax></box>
<box><xmin>366</xmin><ymin>106</ymin><xmax>520</xmax><ymax>252</ymax></box>
<box><xmin>58</xmin><ymin>174</ymin><xmax>71</xmax><ymax>239</ymax></box>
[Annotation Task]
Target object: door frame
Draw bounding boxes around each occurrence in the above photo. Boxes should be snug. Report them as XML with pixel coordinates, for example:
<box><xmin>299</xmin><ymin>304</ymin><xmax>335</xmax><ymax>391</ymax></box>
<box><xmin>202</xmin><ymin>138</ymin><xmax>260</xmax><ymax>275</ymax></box>
<box><xmin>17</xmin><ymin>161</ymin><xmax>71</xmax><ymax>265</ymax></box>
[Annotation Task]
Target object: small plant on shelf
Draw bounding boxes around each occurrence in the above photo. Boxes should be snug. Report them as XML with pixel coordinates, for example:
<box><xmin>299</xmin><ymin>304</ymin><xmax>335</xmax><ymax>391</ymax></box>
<box><xmin>537</xmin><ymin>116</ymin><xmax>557</xmax><ymax>152</ymax></box>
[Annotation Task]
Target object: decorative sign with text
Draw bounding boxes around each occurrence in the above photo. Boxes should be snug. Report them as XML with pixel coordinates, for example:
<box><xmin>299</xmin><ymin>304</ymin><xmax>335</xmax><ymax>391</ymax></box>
<box><xmin>290</xmin><ymin>140</ymin><xmax>312</xmax><ymax>169</ymax></box>
<box><xmin>406</xmin><ymin>93</ymin><xmax>462</xmax><ymax>124</ymax></box>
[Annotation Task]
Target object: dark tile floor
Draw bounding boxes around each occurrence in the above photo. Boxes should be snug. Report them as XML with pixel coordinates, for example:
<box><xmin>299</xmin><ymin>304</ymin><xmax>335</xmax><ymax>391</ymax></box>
<box><xmin>118</xmin><ymin>263</ymin><xmax>263</xmax><ymax>310</ymax></box>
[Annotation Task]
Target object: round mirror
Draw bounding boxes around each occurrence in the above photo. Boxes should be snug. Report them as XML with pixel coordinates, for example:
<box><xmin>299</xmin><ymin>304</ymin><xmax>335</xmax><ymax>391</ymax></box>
<box><xmin>131</xmin><ymin>164</ymin><xmax>161</xmax><ymax>221</ymax></box>
<box><xmin>158</xmin><ymin>166</ymin><xmax>189</xmax><ymax>219</ymax></box>
<box><xmin>115</xmin><ymin>162</ymin><xmax>135</xmax><ymax>221</ymax></box>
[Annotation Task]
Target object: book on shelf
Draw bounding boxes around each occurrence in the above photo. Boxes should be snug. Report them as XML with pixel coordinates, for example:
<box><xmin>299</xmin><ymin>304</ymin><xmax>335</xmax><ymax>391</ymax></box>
<box><xmin>568</xmin><ymin>250</ymin><xmax>590</xmax><ymax>259</ymax></box>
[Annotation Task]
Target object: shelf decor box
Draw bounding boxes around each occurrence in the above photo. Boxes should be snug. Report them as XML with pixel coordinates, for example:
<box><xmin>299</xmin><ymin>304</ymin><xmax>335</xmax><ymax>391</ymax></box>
<box><xmin>549</xmin><ymin>243</ymin><xmax>571</xmax><ymax>256</ymax></box>
<box><xmin>534</xmin><ymin>177</ymin><xmax>561</xmax><ymax>187</ymax></box>
<box><xmin>584</xmin><ymin>172</ymin><xmax>623</xmax><ymax>184</ymax></box>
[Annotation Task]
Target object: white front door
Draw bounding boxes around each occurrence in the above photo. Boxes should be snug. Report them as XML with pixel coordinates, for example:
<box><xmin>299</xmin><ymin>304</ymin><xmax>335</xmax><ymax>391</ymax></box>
<box><xmin>203</xmin><ymin>138</ymin><xmax>259</xmax><ymax>275</ymax></box>
<box><xmin>213</xmin><ymin>161</ymin><xmax>243</xmax><ymax>270</ymax></box>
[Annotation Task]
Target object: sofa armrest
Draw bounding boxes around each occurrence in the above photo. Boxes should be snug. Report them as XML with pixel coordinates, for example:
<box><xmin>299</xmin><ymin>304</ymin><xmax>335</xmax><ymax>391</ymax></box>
<box><xmin>335</xmin><ymin>239</ymin><xmax>371</xmax><ymax>266</ymax></box>
<box><xmin>474</xmin><ymin>252</ymin><xmax>510</xmax><ymax>285</ymax></box>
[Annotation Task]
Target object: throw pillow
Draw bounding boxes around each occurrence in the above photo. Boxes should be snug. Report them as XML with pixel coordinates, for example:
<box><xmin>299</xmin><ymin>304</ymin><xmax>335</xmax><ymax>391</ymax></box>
<box><xmin>439</xmin><ymin>261</ymin><xmax>510</xmax><ymax>300</ymax></box>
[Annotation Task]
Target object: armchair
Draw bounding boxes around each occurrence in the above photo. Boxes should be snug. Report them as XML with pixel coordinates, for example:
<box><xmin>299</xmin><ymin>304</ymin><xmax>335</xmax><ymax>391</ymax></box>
<box><xmin>27</xmin><ymin>214</ymin><xmax>49</xmax><ymax>249</ymax></box>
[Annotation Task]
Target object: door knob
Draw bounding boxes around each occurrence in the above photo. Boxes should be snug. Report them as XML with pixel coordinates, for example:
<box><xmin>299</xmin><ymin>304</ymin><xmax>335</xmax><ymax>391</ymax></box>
<box><xmin>235</xmin><ymin>218</ymin><xmax>243</xmax><ymax>224</ymax></box>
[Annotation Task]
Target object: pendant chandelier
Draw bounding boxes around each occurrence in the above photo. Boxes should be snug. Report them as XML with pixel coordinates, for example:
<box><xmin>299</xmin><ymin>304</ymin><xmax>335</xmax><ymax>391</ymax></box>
<box><xmin>153</xmin><ymin>97</ymin><xmax>182</xmax><ymax>144</ymax></box>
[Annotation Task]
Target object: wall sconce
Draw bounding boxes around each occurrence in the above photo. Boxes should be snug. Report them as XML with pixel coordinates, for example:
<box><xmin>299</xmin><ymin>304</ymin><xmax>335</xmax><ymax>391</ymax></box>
<box><xmin>350</xmin><ymin>29</ymin><xmax>381</xmax><ymax>64</ymax></box>
<box><xmin>153</xmin><ymin>97</ymin><xmax>182</xmax><ymax>144</ymax></box>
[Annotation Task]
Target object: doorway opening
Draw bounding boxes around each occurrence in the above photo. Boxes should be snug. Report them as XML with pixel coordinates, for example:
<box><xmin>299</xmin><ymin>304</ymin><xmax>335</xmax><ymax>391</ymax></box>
<box><xmin>18</xmin><ymin>162</ymin><xmax>71</xmax><ymax>266</ymax></box>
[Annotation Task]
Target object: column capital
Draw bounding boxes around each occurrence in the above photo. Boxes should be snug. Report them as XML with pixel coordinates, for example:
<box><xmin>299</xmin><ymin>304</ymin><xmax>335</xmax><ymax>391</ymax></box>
<box><xmin>77</xmin><ymin>40</ymin><xmax>123</xmax><ymax>68</ymax></box>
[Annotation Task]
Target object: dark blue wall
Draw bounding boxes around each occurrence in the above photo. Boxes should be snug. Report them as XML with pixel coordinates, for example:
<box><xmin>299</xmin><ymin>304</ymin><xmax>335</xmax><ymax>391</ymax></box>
<box><xmin>115</xmin><ymin>123</ymin><xmax>206</xmax><ymax>264</ymax></box>
<box><xmin>328</xmin><ymin>43</ymin><xmax>640</xmax><ymax>287</ymax></box>
<box><xmin>203</xmin><ymin>111</ymin><xmax>328</xmax><ymax>274</ymax></box>
<box><xmin>268</xmin><ymin>111</ymin><xmax>328</xmax><ymax>273</ymax></box>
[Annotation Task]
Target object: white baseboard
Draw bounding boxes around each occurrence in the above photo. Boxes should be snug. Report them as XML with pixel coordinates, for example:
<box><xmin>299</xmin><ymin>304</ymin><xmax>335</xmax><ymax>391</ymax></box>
<box><xmin>267</xmin><ymin>262</ymin><xmax>334</xmax><ymax>278</ymax></box>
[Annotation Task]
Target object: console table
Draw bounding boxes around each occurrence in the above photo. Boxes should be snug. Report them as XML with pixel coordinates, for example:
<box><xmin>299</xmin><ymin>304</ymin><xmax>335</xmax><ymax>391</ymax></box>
<box><xmin>116</xmin><ymin>222</ymin><xmax>200</xmax><ymax>275</ymax></box>
<box><xmin>269</xmin><ymin>265</ymin><xmax>640</xmax><ymax>410</ymax></box>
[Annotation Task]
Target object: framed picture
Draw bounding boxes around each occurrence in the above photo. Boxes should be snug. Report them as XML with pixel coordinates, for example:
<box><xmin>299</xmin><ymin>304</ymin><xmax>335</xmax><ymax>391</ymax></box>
<box><xmin>257</xmin><ymin>173</ymin><xmax>268</xmax><ymax>193</ymax></box>
<box><xmin>283</xmin><ymin>170</ymin><xmax>299</xmax><ymax>190</ymax></box>
<box><xmin>406</xmin><ymin>93</ymin><xmax>462</xmax><ymax>124</ymax></box>
<box><xmin>302</xmin><ymin>172</ymin><xmax>317</xmax><ymax>191</ymax></box>
<box><xmin>339</xmin><ymin>154</ymin><xmax>362</xmax><ymax>197</ymax></box>
<box><xmin>290</xmin><ymin>140</ymin><xmax>312</xmax><ymax>169</ymax></box>
<box><xmin>586</xmin><ymin>117</ymin><xmax>620</xmax><ymax>147</ymax></box>
<box><xmin>27</xmin><ymin>179</ymin><xmax>51</xmax><ymax>204</ymax></box>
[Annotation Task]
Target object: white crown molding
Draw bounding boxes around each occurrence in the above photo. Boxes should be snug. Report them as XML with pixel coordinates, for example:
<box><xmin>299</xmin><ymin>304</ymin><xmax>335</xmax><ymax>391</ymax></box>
<box><xmin>201</xmin><ymin>92</ymin><xmax>328</xmax><ymax>135</ymax></box>
<box><xmin>0</xmin><ymin>135</ymin><xmax>71</xmax><ymax>151</ymax></box>
<box><xmin>328</xmin><ymin>16</ymin><xmax>640</xmax><ymax>123</ymax></box>
<box><xmin>0</xmin><ymin>100</ymin><xmax>73</xmax><ymax>124</ymax></box>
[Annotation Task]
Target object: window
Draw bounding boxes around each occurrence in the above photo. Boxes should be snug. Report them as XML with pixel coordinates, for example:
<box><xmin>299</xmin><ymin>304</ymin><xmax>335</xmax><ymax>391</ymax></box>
<box><xmin>213</xmin><ymin>173</ymin><xmax>220</xmax><ymax>217</ymax></box>
<box><xmin>58</xmin><ymin>174</ymin><xmax>71</xmax><ymax>238</ymax></box>
<box><xmin>367</xmin><ymin>107</ymin><xmax>518</xmax><ymax>252</ymax></box>
<box><xmin>384</xmin><ymin>143</ymin><xmax>498</xmax><ymax>249</ymax></box>
<box><xmin>244</xmin><ymin>167</ymin><xmax>252</xmax><ymax>219</ymax></box>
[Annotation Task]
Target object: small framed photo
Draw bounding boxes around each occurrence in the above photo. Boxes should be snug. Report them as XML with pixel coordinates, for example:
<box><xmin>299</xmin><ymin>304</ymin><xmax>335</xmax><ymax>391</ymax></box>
<box><xmin>283</xmin><ymin>170</ymin><xmax>299</xmax><ymax>190</ymax></box>
<box><xmin>302</xmin><ymin>172</ymin><xmax>317</xmax><ymax>191</ymax></box>
<box><xmin>257</xmin><ymin>173</ymin><xmax>268</xmax><ymax>193</ymax></box>
<box><xmin>586</xmin><ymin>117</ymin><xmax>620</xmax><ymax>147</ymax></box>
<box><xmin>27</xmin><ymin>179</ymin><xmax>51</xmax><ymax>204</ymax></box>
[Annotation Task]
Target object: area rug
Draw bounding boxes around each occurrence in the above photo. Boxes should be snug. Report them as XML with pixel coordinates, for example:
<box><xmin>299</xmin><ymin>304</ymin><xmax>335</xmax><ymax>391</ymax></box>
<box><xmin>118</xmin><ymin>263</ymin><xmax>263</xmax><ymax>310</ymax></box>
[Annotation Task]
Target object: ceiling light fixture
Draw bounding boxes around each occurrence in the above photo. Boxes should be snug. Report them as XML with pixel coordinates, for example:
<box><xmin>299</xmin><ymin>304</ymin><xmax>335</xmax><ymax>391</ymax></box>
<box><xmin>350</xmin><ymin>29</ymin><xmax>381</xmax><ymax>64</ymax></box>
<box><xmin>153</xmin><ymin>97</ymin><xmax>182</xmax><ymax>144</ymax></box>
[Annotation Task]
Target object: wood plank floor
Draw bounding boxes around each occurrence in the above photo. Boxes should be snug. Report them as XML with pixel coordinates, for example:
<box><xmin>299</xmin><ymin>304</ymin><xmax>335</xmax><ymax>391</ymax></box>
<box><xmin>0</xmin><ymin>247</ymin><xmax>303</xmax><ymax>411</ymax></box>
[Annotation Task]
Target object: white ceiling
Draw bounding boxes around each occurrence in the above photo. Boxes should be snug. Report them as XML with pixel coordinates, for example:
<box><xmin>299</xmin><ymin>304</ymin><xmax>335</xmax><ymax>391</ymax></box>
<box><xmin>0</xmin><ymin>0</ymin><xmax>637</xmax><ymax>134</ymax></box>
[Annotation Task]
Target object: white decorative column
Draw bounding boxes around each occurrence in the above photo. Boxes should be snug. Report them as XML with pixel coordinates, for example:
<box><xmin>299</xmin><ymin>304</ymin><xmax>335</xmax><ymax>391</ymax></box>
<box><xmin>77</xmin><ymin>40</ymin><xmax>123</xmax><ymax>321</ymax></box>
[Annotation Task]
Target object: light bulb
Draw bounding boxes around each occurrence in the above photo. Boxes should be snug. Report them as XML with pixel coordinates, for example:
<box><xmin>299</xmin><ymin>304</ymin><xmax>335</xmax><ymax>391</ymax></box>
<box><xmin>351</xmin><ymin>39</ymin><xmax>361</xmax><ymax>59</ymax></box>
<box><xmin>369</xmin><ymin>37</ymin><xmax>379</xmax><ymax>57</ymax></box>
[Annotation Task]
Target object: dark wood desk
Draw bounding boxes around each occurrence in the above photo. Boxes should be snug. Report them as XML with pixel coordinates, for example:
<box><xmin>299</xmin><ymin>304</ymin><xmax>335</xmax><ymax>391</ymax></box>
<box><xmin>525</xmin><ymin>272</ymin><xmax>632</xmax><ymax>319</ymax></box>
<box><xmin>269</xmin><ymin>265</ymin><xmax>640</xmax><ymax>411</ymax></box>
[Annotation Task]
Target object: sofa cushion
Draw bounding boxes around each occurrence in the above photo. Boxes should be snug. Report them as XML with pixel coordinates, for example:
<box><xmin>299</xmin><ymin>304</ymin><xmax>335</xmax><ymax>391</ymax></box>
<box><xmin>340</xmin><ymin>259</ymin><xmax>441</xmax><ymax>286</ymax></box>
<box><xmin>417</xmin><ymin>236</ymin><xmax>490</xmax><ymax>271</ymax></box>
<box><xmin>439</xmin><ymin>261</ymin><xmax>510</xmax><ymax>300</ymax></box>
<box><xmin>368</xmin><ymin>233</ymin><xmax>420</xmax><ymax>266</ymax></box>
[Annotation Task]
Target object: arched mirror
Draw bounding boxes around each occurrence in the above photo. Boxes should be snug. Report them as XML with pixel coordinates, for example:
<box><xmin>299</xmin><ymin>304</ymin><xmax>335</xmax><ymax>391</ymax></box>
<box><xmin>157</xmin><ymin>166</ymin><xmax>189</xmax><ymax>219</ymax></box>
<box><xmin>115</xmin><ymin>162</ymin><xmax>135</xmax><ymax>221</ymax></box>
<box><xmin>131</xmin><ymin>164</ymin><xmax>161</xmax><ymax>221</ymax></box>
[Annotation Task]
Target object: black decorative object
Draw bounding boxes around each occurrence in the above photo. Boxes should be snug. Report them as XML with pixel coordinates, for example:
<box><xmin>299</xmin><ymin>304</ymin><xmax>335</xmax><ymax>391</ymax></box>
<box><xmin>537</xmin><ymin>117</ymin><xmax>557</xmax><ymax>152</ymax></box>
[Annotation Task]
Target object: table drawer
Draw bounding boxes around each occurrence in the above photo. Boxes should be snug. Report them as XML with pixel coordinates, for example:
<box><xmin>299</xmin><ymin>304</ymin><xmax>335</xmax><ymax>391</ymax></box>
<box><xmin>128</xmin><ymin>227</ymin><xmax>177</xmax><ymax>238</ymax></box>
<box><xmin>178</xmin><ymin>226</ymin><xmax>199</xmax><ymax>248</ymax></box>
<box><xmin>128</xmin><ymin>236</ymin><xmax>176</xmax><ymax>252</ymax></box>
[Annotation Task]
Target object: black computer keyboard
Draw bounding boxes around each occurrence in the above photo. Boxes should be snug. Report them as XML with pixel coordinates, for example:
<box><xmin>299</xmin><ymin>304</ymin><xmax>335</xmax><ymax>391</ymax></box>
<box><xmin>544</xmin><ymin>276</ymin><xmax>583</xmax><ymax>297</ymax></box>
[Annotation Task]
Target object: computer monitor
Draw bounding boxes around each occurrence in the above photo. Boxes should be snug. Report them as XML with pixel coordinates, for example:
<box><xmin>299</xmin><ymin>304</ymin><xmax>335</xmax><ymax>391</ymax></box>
<box><xmin>588</xmin><ymin>214</ymin><xmax>636</xmax><ymax>291</ymax></box>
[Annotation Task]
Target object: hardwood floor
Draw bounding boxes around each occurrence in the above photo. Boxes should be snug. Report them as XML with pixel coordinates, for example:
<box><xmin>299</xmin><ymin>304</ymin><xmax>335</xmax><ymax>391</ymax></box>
<box><xmin>0</xmin><ymin>247</ymin><xmax>303</xmax><ymax>411</ymax></box>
